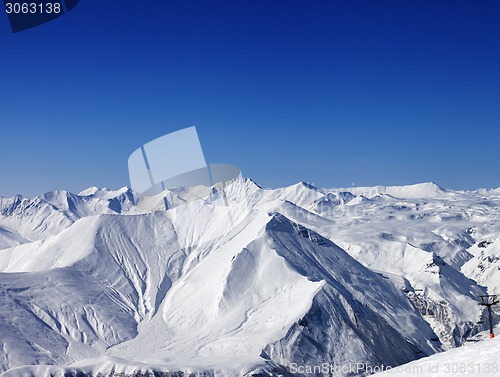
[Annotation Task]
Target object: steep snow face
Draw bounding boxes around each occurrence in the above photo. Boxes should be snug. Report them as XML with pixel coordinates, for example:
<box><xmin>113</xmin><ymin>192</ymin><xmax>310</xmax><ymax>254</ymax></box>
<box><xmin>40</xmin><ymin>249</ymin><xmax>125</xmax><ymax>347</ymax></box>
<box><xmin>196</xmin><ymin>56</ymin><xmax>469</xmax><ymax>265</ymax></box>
<box><xmin>0</xmin><ymin>215</ymin><xmax>103</xmax><ymax>272</ymax></box>
<box><xmin>0</xmin><ymin>225</ymin><xmax>29</xmax><ymax>249</ymax></box>
<box><xmin>106</xmin><ymin>216</ymin><xmax>325</xmax><ymax>373</ymax></box>
<box><xmin>462</xmin><ymin>237</ymin><xmax>500</xmax><ymax>291</ymax></box>
<box><xmin>262</xmin><ymin>215</ymin><xmax>438</xmax><ymax>370</ymax></box>
<box><xmin>341</xmin><ymin>240</ymin><xmax>485</xmax><ymax>341</ymax></box>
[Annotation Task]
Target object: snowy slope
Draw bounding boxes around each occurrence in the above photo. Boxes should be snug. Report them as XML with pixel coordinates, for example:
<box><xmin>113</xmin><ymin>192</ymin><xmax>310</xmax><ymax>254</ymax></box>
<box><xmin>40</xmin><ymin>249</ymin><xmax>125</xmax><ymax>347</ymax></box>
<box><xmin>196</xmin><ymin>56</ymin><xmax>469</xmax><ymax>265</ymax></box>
<box><xmin>374</xmin><ymin>337</ymin><xmax>500</xmax><ymax>376</ymax></box>
<box><xmin>0</xmin><ymin>225</ymin><xmax>28</xmax><ymax>249</ymax></box>
<box><xmin>0</xmin><ymin>201</ymin><xmax>439</xmax><ymax>376</ymax></box>
<box><xmin>0</xmin><ymin>179</ymin><xmax>500</xmax><ymax>376</ymax></box>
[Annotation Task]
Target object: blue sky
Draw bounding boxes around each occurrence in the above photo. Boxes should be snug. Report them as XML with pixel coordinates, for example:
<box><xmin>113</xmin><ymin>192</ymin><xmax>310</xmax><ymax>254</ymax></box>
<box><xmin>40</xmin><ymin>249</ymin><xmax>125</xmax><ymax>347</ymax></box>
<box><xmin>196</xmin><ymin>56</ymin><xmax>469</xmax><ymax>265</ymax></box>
<box><xmin>1</xmin><ymin>0</ymin><xmax>499</xmax><ymax>196</ymax></box>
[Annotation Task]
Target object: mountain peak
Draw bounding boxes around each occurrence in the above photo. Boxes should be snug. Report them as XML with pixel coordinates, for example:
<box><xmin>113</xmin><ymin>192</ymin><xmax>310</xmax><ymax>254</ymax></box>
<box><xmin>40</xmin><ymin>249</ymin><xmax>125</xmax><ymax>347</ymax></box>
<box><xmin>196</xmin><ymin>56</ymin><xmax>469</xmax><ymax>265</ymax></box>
<box><xmin>78</xmin><ymin>186</ymin><xmax>101</xmax><ymax>196</ymax></box>
<box><xmin>244</xmin><ymin>178</ymin><xmax>262</xmax><ymax>189</ymax></box>
<box><xmin>291</xmin><ymin>181</ymin><xmax>319</xmax><ymax>191</ymax></box>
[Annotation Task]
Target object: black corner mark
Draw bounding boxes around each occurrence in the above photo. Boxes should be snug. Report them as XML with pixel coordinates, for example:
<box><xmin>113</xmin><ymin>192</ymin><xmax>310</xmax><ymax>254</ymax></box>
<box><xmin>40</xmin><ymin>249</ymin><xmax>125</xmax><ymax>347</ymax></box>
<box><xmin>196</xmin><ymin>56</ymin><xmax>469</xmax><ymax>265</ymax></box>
<box><xmin>4</xmin><ymin>0</ymin><xmax>80</xmax><ymax>33</ymax></box>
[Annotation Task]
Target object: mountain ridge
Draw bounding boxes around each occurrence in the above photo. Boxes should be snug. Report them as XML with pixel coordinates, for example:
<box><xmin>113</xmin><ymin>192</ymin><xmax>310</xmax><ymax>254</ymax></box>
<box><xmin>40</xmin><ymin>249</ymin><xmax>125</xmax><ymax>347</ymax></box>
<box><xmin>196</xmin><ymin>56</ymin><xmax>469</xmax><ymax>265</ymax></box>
<box><xmin>0</xmin><ymin>179</ymin><xmax>499</xmax><ymax>376</ymax></box>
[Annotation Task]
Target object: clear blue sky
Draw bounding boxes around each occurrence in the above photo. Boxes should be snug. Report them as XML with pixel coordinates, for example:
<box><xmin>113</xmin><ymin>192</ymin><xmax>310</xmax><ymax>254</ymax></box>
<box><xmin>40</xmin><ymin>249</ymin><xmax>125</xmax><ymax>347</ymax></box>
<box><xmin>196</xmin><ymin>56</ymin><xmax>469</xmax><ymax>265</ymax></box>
<box><xmin>1</xmin><ymin>0</ymin><xmax>499</xmax><ymax>197</ymax></box>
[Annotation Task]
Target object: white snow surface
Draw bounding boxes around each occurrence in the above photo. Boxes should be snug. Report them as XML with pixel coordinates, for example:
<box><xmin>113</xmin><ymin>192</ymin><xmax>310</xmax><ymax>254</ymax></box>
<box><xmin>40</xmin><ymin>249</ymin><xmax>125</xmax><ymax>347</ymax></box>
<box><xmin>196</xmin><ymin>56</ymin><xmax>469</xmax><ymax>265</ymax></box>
<box><xmin>374</xmin><ymin>336</ymin><xmax>500</xmax><ymax>376</ymax></box>
<box><xmin>0</xmin><ymin>178</ymin><xmax>499</xmax><ymax>376</ymax></box>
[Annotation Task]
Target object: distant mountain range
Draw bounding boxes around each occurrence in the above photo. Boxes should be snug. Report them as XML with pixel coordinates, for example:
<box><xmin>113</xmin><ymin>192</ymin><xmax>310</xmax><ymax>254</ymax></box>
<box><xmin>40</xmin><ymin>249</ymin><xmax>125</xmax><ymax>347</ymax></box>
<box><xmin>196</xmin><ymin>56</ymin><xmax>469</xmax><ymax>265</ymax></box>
<box><xmin>0</xmin><ymin>179</ymin><xmax>499</xmax><ymax>376</ymax></box>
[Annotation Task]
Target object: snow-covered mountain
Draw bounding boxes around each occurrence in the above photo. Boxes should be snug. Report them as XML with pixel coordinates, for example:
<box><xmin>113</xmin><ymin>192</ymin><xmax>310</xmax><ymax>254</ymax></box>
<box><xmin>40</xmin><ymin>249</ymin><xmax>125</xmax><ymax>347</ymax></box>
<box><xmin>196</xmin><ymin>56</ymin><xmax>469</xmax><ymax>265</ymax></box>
<box><xmin>462</xmin><ymin>237</ymin><xmax>500</xmax><ymax>293</ymax></box>
<box><xmin>0</xmin><ymin>187</ymin><xmax>136</xmax><ymax>244</ymax></box>
<box><xmin>0</xmin><ymin>179</ymin><xmax>499</xmax><ymax>376</ymax></box>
